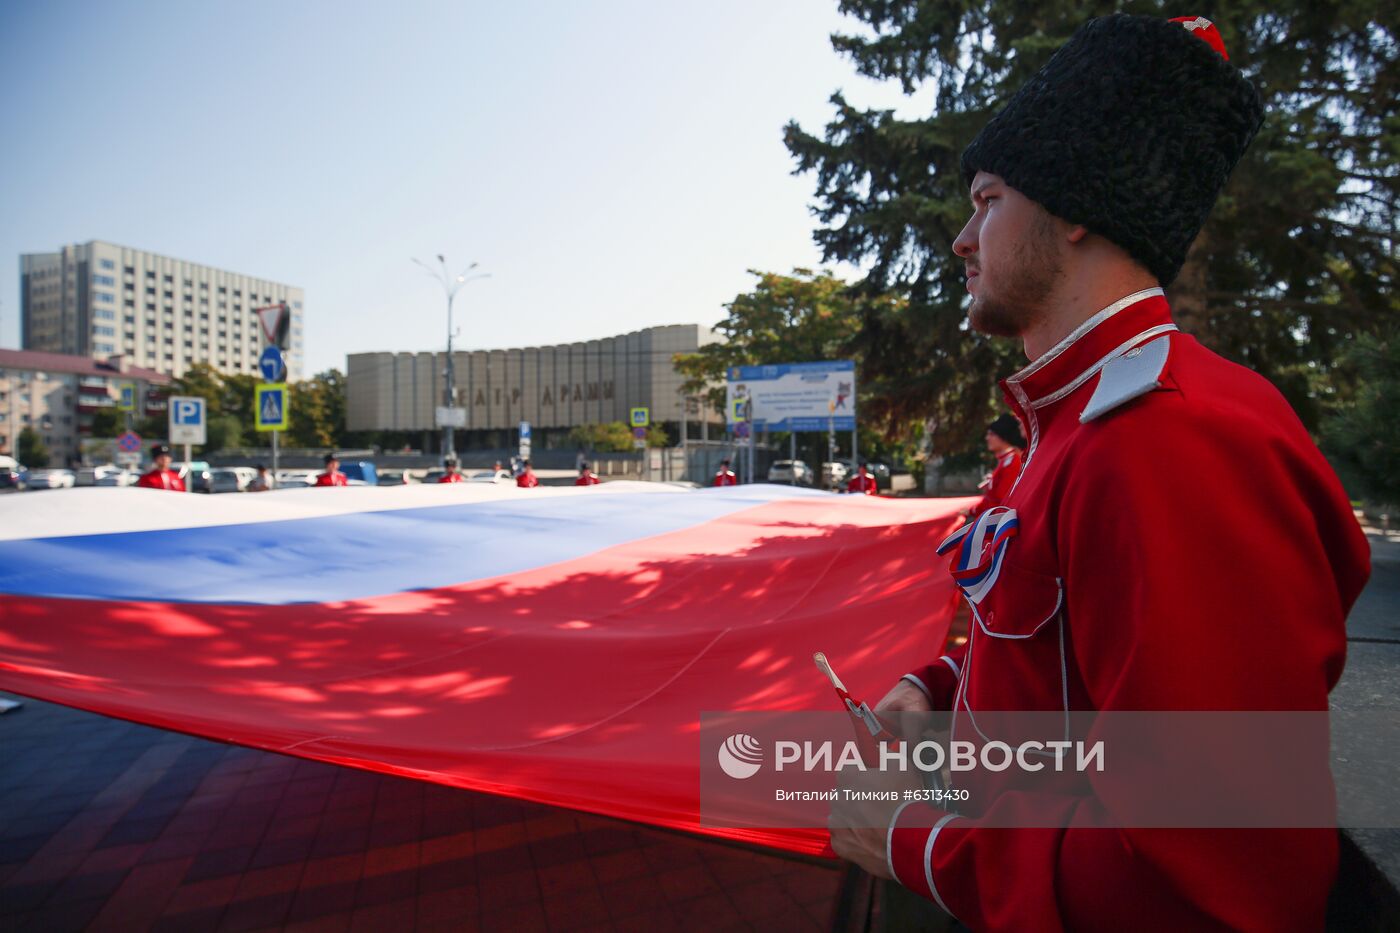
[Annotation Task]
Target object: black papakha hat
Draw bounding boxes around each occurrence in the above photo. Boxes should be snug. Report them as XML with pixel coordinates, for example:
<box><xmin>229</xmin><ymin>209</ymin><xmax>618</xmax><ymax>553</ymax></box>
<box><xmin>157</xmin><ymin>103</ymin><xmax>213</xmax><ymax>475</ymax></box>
<box><xmin>960</xmin><ymin>14</ymin><xmax>1263</xmax><ymax>286</ymax></box>
<box><xmin>151</xmin><ymin>444</ymin><xmax>171</xmax><ymax>457</ymax></box>
<box><xmin>323</xmin><ymin>452</ymin><xmax>339</xmax><ymax>464</ymax></box>
<box><xmin>988</xmin><ymin>414</ymin><xmax>1026</xmax><ymax>449</ymax></box>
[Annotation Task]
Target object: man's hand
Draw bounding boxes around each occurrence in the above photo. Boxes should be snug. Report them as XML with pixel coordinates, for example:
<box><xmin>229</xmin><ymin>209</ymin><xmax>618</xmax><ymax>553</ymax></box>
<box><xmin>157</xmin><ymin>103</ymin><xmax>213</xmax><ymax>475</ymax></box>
<box><xmin>827</xmin><ymin>754</ymin><xmax>923</xmax><ymax>880</ymax></box>
<box><xmin>875</xmin><ymin>678</ymin><xmax>933</xmax><ymax>714</ymax></box>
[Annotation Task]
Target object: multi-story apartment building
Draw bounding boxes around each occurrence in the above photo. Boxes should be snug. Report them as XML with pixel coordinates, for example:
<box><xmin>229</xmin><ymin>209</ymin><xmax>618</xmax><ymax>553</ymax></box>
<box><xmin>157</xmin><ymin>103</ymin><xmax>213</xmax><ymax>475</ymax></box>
<box><xmin>20</xmin><ymin>240</ymin><xmax>303</xmax><ymax>381</ymax></box>
<box><xmin>0</xmin><ymin>349</ymin><xmax>170</xmax><ymax>466</ymax></box>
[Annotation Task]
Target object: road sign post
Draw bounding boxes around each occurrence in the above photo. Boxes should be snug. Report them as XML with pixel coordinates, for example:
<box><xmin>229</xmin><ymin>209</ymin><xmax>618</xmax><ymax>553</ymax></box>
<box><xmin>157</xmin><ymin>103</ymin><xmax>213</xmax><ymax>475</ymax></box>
<box><xmin>169</xmin><ymin>396</ymin><xmax>207</xmax><ymax>470</ymax></box>
<box><xmin>519</xmin><ymin>421</ymin><xmax>532</xmax><ymax>462</ymax></box>
<box><xmin>255</xmin><ymin>383</ymin><xmax>289</xmax><ymax>474</ymax></box>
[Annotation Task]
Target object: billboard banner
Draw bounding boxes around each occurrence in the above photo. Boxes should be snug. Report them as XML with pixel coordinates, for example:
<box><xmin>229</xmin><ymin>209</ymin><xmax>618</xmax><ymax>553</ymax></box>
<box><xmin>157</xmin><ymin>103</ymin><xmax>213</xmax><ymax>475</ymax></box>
<box><xmin>726</xmin><ymin>360</ymin><xmax>855</xmax><ymax>431</ymax></box>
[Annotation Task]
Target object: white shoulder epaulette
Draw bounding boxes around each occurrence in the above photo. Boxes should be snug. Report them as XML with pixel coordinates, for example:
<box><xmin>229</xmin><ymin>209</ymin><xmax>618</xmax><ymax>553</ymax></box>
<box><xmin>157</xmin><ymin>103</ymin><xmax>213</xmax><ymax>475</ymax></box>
<box><xmin>1079</xmin><ymin>335</ymin><xmax>1171</xmax><ymax>423</ymax></box>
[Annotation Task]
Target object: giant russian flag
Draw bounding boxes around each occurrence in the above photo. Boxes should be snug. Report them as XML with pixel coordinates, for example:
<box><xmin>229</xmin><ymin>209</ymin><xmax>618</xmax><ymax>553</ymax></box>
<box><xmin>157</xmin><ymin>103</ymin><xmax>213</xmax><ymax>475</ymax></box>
<box><xmin>0</xmin><ymin>482</ymin><xmax>964</xmax><ymax>854</ymax></box>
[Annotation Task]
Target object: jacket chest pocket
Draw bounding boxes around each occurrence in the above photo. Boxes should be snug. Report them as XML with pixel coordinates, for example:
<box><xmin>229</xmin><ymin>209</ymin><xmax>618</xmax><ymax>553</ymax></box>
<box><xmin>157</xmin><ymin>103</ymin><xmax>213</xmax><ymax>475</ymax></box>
<box><xmin>972</xmin><ymin>560</ymin><xmax>1063</xmax><ymax>639</ymax></box>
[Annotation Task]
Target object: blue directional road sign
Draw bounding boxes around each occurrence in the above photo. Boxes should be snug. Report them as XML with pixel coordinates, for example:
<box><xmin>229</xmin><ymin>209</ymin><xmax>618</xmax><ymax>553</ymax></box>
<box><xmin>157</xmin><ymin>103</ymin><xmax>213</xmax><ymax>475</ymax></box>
<box><xmin>259</xmin><ymin>346</ymin><xmax>286</xmax><ymax>383</ymax></box>
<box><xmin>255</xmin><ymin>383</ymin><xmax>289</xmax><ymax>432</ymax></box>
<box><xmin>519</xmin><ymin>421</ymin><xmax>531</xmax><ymax>440</ymax></box>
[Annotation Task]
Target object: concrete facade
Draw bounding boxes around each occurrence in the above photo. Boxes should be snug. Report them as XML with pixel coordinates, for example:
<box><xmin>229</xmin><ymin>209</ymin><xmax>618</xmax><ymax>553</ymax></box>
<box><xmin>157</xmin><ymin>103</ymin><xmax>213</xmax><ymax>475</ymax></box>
<box><xmin>20</xmin><ymin>240</ymin><xmax>304</xmax><ymax>381</ymax></box>
<box><xmin>347</xmin><ymin>324</ymin><xmax>722</xmax><ymax>437</ymax></box>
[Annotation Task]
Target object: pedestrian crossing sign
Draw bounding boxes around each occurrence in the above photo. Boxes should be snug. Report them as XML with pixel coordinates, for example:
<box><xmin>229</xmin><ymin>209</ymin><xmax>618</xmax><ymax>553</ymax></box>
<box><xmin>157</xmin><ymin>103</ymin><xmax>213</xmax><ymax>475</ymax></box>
<box><xmin>255</xmin><ymin>383</ymin><xmax>289</xmax><ymax>432</ymax></box>
<box><xmin>117</xmin><ymin>384</ymin><xmax>136</xmax><ymax>411</ymax></box>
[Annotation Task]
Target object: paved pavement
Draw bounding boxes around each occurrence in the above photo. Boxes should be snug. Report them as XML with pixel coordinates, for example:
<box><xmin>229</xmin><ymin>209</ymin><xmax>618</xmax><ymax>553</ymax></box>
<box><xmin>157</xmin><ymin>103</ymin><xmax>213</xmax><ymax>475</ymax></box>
<box><xmin>0</xmin><ymin>700</ymin><xmax>844</xmax><ymax>932</ymax></box>
<box><xmin>1332</xmin><ymin>526</ymin><xmax>1400</xmax><ymax>889</ymax></box>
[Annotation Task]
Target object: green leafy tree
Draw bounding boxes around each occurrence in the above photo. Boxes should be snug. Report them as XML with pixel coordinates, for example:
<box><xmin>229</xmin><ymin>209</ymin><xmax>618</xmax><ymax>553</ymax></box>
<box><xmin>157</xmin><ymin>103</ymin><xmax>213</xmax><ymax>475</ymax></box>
<box><xmin>18</xmin><ymin>427</ymin><xmax>49</xmax><ymax>468</ymax></box>
<box><xmin>784</xmin><ymin>1</ymin><xmax>1397</xmax><ymax>454</ymax></box>
<box><xmin>90</xmin><ymin>408</ymin><xmax>123</xmax><ymax>438</ymax></box>
<box><xmin>568</xmin><ymin>422</ymin><xmax>636</xmax><ymax>453</ymax></box>
<box><xmin>288</xmin><ymin>370</ymin><xmax>347</xmax><ymax>448</ymax></box>
<box><xmin>204</xmin><ymin>415</ymin><xmax>244</xmax><ymax>453</ymax></box>
<box><xmin>1322</xmin><ymin>328</ymin><xmax>1400</xmax><ymax>506</ymax></box>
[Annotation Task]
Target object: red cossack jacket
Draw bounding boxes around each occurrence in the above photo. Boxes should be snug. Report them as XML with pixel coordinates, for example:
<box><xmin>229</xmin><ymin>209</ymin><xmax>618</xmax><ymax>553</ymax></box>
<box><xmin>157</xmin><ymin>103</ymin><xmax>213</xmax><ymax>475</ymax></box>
<box><xmin>893</xmin><ymin>290</ymin><xmax>1370</xmax><ymax>932</ymax></box>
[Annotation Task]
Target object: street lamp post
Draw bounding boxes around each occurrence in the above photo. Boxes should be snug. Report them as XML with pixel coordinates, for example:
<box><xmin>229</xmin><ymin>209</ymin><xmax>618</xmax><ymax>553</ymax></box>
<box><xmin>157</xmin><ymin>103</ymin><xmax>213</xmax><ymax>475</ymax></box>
<box><xmin>412</xmin><ymin>255</ymin><xmax>489</xmax><ymax>459</ymax></box>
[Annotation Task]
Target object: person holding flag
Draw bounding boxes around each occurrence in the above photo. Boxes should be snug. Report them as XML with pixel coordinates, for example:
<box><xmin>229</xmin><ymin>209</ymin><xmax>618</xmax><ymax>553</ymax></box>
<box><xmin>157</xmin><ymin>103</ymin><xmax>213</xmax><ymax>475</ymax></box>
<box><xmin>516</xmin><ymin>460</ymin><xmax>539</xmax><ymax>488</ymax></box>
<box><xmin>438</xmin><ymin>458</ymin><xmax>465</xmax><ymax>484</ymax></box>
<box><xmin>968</xmin><ymin>414</ymin><xmax>1025</xmax><ymax>517</ymax></box>
<box><xmin>845</xmin><ymin>462</ymin><xmax>879</xmax><ymax>496</ymax></box>
<box><xmin>314</xmin><ymin>453</ymin><xmax>348</xmax><ymax>487</ymax></box>
<box><xmin>712</xmin><ymin>458</ymin><xmax>738</xmax><ymax>486</ymax></box>
<box><xmin>135</xmin><ymin>445</ymin><xmax>185</xmax><ymax>491</ymax></box>
<box><xmin>826</xmin><ymin>15</ymin><xmax>1371</xmax><ymax>931</ymax></box>
<box><xmin>575</xmin><ymin>462</ymin><xmax>601</xmax><ymax>486</ymax></box>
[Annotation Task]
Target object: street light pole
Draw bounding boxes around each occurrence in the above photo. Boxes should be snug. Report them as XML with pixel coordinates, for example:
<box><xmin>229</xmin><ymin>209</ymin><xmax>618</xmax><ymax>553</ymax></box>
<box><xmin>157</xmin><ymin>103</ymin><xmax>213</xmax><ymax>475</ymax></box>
<box><xmin>412</xmin><ymin>255</ymin><xmax>489</xmax><ymax>459</ymax></box>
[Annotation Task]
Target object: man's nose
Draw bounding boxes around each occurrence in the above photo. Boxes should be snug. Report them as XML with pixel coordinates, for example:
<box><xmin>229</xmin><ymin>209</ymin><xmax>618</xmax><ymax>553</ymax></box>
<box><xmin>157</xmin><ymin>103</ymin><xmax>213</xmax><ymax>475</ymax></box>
<box><xmin>953</xmin><ymin>215</ymin><xmax>979</xmax><ymax>258</ymax></box>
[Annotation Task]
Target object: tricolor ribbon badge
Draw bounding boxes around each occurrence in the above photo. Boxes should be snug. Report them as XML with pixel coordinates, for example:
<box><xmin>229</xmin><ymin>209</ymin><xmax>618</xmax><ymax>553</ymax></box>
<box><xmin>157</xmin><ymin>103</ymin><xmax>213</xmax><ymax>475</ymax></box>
<box><xmin>936</xmin><ymin>507</ymin><xmax>1020</xmax><ymax>604</ymax></box>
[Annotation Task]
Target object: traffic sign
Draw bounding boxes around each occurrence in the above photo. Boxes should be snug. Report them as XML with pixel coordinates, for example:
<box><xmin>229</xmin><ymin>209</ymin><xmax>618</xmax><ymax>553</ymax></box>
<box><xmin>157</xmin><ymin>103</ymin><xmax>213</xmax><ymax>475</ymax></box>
<box><xmin>116</xmin><ymin>430</ymin><xmax>141</xmax><ymax>453</ymax></box>
<box><xmin>255</xmin><ymin>383</ymin><xmax>289</xmax><ymax>432</ymax></box>
<box><xmin>169</xmin><ymin>396</ymin><xmax>207</xmax><ymax>445</ymax></box>
<box><xmin>435</xmin><ymin>406</ymin><xmax>466</xmax><ymax>428</ymax></box>
<box><xmin>629</xmin><ymin>407</ymin><xmax>649</xmax><ymax>428</ymax></box>
<box><xmin>117</xmin><ymin>384</ymin><xmax>136</xmax><ymax>412</ymax></box>
<box><xmin>519</xmin><ymin>421</ymin><xmax>531</xmax><ymax>440</ymax></box>
<box><xmin>632</xmin><ymin>427</ymin><xmax>647</xmax><ymax>440</ymax></box>
<box><xmin>259</xmin><ymin>346</ymin><xmax>286</xmax><ymax>382</ymax></box>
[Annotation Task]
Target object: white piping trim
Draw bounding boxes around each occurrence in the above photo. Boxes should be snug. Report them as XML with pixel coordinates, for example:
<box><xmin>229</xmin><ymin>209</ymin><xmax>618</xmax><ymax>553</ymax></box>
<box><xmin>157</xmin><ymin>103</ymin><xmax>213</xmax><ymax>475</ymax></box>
<box><xmin>1002</xmin><ymin>287</ymin><xmax>1166</xmax><ymax>496</ymax></box>
<box><xmin>1006</xmin><ymin>287</ymin><xmax>1165</xmax><ymax>385</ymax></box>
<box><xmin>887</xmin><ymin>800</ymin><xmax>916</xmax><ymax>881</ymax></box>
<box><xmin>970</xmin><ymin>578</ymin><xmax>1064</xmax><ymax>639</ymax></box>
<box><xmin>925</xmin><ymin>814</ymin><xmax>962</xmax><ymax>917</ymax></box>
<box><xmin>940</xmin><ymin>655</ymin><xmax>961</xmax><ymax>679</ymax></box>
<box><xmin>1030</xmin><ymin>324</ymin><xmax>1178</xmax><ymax>409</ymax></box>
<box><xmin>901</xmin><ymin>673</ymin><xmax>932</xmax><ymax>701</ymax></box>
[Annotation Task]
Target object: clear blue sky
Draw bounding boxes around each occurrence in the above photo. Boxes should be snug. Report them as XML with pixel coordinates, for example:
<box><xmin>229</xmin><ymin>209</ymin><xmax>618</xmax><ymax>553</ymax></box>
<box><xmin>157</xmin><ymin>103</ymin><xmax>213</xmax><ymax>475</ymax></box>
<box><xmin>0</xmin><ymin>1</ymin><xmax>928</xmax><ymax>376</ymax></box>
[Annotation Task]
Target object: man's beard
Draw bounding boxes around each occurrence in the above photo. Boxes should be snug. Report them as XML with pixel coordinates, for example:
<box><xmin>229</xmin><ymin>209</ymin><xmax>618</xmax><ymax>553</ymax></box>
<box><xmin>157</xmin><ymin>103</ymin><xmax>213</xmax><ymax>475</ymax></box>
<box><xmin>968</xmin><ymin>214</ymin><xmax>1064</xmax><ymax>338</ymax></box>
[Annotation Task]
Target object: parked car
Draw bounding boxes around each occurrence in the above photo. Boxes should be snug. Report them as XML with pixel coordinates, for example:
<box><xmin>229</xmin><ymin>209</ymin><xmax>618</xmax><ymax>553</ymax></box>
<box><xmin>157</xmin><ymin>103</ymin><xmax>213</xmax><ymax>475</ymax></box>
<box><xmin>275</xmin><ymin>470</ymin><xmax>317</xmax><ymax>488</ymax></box>
<box><xmin>0</xmin><ymin>466</ymin><xmax>27</xmax><ymax>491</ymax></box>
<box><xmin>76</xmin><ymin>464</ymin><xmax>122</xmax><ymax>486</ymax></box>
<box><xmin>95</xmin><ymin>469</ymin><xmax>139</xmax><ymax>487</ymax></box>
<box><xmin>178</xmin><ymin>461</ymin><xmax>213</xmax><ymax>493</ymax></box>
<box><xmin>27</xmin><ymin>469</ymin><xmax>76</xmax><ymax>489</ymax></box>
<box><xmin>378</xmin><ymin>469</ymin><xmax>412</xmax><ymax>486</ymax></box>
<box><xmin>767</xmin><ymin>460</ymin><xmax>815</xmax><ymax>486</ymax></box>
<box><xmin>820</xmin><ymin>461</ymin><xmax>849</xmax><ymax>489</ymax></box>
<box><xmin>338</xmin><ymin>461</ymin><xmax>378</xmax><ymax>486</ymax></box>
<box><xmin>466</xmin><ymin>470</ymin><xmax>513</xmax><ymax>484</ymax></box>
<box><xmin>210</xmin><ymin>467</ymin><xmax>257</xmax><ymax>493</ymax></box>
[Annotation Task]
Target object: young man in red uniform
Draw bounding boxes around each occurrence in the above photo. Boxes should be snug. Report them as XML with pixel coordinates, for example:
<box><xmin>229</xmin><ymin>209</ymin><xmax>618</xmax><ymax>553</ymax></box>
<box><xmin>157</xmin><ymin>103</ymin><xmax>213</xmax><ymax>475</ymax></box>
<box><xmin>827</xmin><ymin>15</ymin><xmax>1372</xmax><ymax>931</ymax></box>
<box><xmin>135</xmin><ymin>444</ymin><xmax>185</xmax><ymax>491</ymax></box>
<box><xmin>314</xmin><ymin>453</ymin><xmax>347</xmax><ymax>487</ymax></box>
<box><xmin>968</xmin><ymin>414</ymin><xmax>1024</xmax><ymax>517</ymax></box>
<box><xmin>437</xmin><ymin>458</ymin><xmax>464</xmax><ymax>483</ymax></box>
<box><xmin>712</xmin><ymin>458</ymin><xmax>738</xmax><ymax>486</ymax></box>
<box><xmin>516</xmin><ymin>459</ymin><xmax>539</xmax><ymax>488</ymax></box>
<box><xmin>845</xmin><ymin>462</ymin><xmax>878</xmax><ymax>495</ymax></box>
<box><xmin>575</xmin><ymin>462</ymin><xmax>601</xmax><ymax>486</ymax></box>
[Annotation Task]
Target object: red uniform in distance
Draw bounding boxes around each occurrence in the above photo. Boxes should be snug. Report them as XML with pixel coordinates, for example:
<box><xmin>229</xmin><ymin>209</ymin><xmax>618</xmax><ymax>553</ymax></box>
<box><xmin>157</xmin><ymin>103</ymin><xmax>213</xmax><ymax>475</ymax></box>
<box><xmin>314</xmin><ymin>470</ymin><xmax>348</xmax><ymax>487</ymax></box>
<box><xmin>575</xmin><ymin>471</ymin><xmax>601</xmax><ymax>486</ymax></box>
<box><xmin>516</xmin><ymin>471</ymin><xmax>539</xmax><ymax>488</ymax></box>
<box><xmin>970</xmin><ymin>447</ymin><xmax>1023</xmax><ymax>516</ymax></box>
<box><xmin>712</xmin><ymin>469</ymin><xmax>738</xmax><ymax>487</ymax></box>
<box><xmin>891</xmin><ymin>292</ymin><xmax>1371</xmax><ymax>931</ymax></box>
<box><xmin>135</xmin><ymin>469</ymin><xmax>185</xmax><ymax>492</ymax></box>
<box><xmin>846</xmin><ymin>470</ymin><xmax>878</xmax><ymax>495</ymax></box>
<box><xmin>438</xmin><ymin>472</ymin><xmax>465</xmax><ymax>484</ymax></box>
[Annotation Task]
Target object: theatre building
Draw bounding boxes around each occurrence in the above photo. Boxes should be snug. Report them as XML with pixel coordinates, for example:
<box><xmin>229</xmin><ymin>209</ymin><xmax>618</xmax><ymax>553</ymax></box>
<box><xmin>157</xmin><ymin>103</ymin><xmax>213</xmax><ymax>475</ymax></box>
<box><xmin>346</xmin><ymin>324</ymin><xmax>724</xmax><ymax>450</ymax></box>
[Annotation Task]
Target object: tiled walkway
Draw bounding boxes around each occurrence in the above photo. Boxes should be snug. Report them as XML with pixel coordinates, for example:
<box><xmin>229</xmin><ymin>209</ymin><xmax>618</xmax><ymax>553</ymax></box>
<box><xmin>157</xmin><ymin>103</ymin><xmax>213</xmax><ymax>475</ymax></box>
<box><xmin>0</xmin><ymin>695</ymin><xmax>846</xmax><ymax>932</ymax></box>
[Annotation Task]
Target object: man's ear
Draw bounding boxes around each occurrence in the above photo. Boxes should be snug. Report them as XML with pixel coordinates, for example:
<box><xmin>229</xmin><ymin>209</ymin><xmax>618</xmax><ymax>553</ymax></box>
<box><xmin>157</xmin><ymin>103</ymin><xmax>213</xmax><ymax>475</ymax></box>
<box><xmin>1066</xmin><ymin>224</ymin><xmax>1090</xmax><ymax>244</ymax></box>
